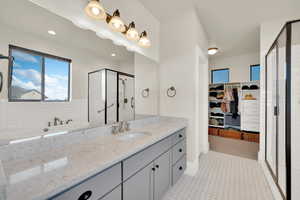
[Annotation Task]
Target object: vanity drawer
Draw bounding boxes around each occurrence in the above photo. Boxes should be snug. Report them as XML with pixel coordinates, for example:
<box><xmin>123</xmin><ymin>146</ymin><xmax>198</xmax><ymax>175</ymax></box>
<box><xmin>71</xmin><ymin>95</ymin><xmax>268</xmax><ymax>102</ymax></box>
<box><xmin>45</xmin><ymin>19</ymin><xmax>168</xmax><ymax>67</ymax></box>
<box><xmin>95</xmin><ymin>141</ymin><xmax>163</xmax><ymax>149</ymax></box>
<box><xmin>100</xmin><ymin>185</ymin><xmax>121</xmax><ymax>200</ymax></box>
<box><xmin>123</xmin><ymin>136</ymin><xmax>172</xmax><ymax>181</ymax></box>
<box><xmin>172</xmin><ymin>129</ymin><xmax>186</xmax><ymax>146</ymax></box>
<box><xmin>172</xmin><ymin>140</ymin><xmax>186</xmax><ymax>165</ymax></box>
<box><xmin>172</xmin><ymin>156</ymin><xmax>186</xmax><ymax>185</ymax></box>
<box><xmin>51</xmin><ymin>163</ymin><xmax>121</xmax><ymax>200</ymax></box>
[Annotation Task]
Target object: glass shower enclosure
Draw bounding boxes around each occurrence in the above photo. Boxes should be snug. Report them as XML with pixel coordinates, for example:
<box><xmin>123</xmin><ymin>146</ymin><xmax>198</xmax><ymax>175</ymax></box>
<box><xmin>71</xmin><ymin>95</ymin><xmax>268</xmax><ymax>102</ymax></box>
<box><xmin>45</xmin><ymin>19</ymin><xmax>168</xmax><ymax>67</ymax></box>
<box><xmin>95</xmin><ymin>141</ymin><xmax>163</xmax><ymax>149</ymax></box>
<box><xmin>88</xmin><ymin>68</ymin><xmax>135</xmax><ymax>125</ymax></box>
<box><xmin>265</xmin><ymin>20</ymin><xmax>300</xmax><ymax>200</ymax></box>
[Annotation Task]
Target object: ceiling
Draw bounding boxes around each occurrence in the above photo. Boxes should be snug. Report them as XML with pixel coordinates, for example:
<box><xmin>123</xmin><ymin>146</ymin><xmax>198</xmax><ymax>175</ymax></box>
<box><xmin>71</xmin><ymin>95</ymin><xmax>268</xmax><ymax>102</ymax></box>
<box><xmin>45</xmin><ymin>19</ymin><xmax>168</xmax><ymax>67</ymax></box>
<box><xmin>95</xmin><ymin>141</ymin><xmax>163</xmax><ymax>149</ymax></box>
<box><xmin>0</xmin><ymin>0</ymin><xmax>134</xmax><ymax>63</ymax></box>
<box><xmin>138</xmin><ymin>0</ymin><xmax>300</xmax><ymax>58</ymax></box>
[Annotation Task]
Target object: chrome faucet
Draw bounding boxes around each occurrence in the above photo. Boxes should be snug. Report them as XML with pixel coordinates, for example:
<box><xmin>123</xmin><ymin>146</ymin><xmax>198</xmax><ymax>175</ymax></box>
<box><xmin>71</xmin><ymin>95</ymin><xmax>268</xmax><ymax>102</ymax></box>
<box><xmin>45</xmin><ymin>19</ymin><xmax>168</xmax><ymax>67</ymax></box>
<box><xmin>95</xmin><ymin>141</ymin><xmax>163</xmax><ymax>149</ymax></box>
<box><xmin>111</xmin><ymin>121</ymin><xmax>130</xmax><ymax>135</ymax></box>
<box><xmin>54</xmin><ymin>117</ymin><xmax>61</xmax><ymax>126</ymax></box>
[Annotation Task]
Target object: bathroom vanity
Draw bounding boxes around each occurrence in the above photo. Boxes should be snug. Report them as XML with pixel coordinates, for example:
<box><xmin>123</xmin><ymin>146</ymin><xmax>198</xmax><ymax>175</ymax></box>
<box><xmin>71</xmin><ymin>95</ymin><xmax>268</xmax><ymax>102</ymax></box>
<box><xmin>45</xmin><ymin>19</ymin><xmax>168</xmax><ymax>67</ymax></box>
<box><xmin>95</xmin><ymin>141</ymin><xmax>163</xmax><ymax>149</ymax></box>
<box><xmin>0</xmin><ymin>117</ymin><xmax>187</xmax><ymax>200</ymax></box>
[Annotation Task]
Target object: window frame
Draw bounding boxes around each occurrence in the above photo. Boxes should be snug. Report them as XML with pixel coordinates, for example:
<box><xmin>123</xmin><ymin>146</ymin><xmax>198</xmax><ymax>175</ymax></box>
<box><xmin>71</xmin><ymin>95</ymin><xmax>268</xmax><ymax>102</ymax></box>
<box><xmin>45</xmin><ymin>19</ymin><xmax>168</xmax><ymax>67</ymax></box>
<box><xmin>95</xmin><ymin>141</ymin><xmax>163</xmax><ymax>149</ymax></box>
<box><xmin>8</xmin><ymin>45</ymin><xmax>72</xmax><ymax>102</ymax></box>
<box><xmin>250</xmin><ymin>64</ymin><xmax>260</xmax><ymax>81</ymax></box>
<box><xmin>211</xmin><ymin>68</ymin><xmax>230</xmax><ymax>84</ymax></box>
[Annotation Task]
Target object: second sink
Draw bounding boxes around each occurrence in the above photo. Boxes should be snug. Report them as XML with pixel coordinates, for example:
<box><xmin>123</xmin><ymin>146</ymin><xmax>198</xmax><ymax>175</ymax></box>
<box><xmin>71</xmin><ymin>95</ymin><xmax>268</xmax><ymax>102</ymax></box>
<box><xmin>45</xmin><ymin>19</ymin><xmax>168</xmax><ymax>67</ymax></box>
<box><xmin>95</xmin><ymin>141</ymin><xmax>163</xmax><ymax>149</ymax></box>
<box><xmin>117</xmin><ymin>132</ymin><xmax>149</xmax><ymax>141</ymax></box>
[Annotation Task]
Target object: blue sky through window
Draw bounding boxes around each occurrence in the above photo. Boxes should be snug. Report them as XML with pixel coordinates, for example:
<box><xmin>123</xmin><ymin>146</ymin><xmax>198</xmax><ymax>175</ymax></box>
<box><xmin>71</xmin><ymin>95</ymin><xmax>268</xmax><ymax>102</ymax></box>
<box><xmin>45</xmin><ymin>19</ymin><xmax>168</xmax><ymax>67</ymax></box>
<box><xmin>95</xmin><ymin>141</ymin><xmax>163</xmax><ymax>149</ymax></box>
<box><xmin>11</xmin><ymin>50</ymin><xmax>42</xmax><ymax>99</ymax></box>
<box><xmin>212</xmin><ymin>69</ymin><xmax>229</xmax><ymax>83</ymax></box>
<box><xmin>45</xmin><ymin>58</ymin><xmax>69</xmax><ymax>101</ymax></box>
<box><xmin>10</xmin><ymin>48</ymin><xmax>70</xmax><ymax>101</ymax></box>
<box><xmin>251</xmin><ymin>65</ymin><xmax>260</xmax><ymax>81</ymax></box>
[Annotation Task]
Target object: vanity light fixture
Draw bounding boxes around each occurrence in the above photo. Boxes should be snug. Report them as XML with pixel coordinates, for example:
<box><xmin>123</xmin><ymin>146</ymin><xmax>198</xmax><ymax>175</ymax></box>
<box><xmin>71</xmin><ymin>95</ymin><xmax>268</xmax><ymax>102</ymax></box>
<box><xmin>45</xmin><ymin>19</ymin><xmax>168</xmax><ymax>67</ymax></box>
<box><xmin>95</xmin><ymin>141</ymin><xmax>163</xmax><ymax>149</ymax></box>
<box><xmin>125</xmin><ymin>22</ymin><xmax>139</xmax><ymax>41</ymax></box>
<box><xmin>107</xmin><ymin>9</ymin><xmax>126</xmax><ymax>33</ymax></box>
<box><xmin>84</xmin><ymin>1</ymin><xmax>151</xmax><ymax>47</ymax></box>
<box><xmin>208</xmin><ymin>47</ymin><xmax>218</xmax><ymax>55</ymax></box>
<box><xmin>48</xmin><ymin>30</ymin><xmax>56</xmax><ymax>35</ymax></box>
<box><xmin>138</xmin><ymin>31</ymin><xmax>151</xmax><ymax>48</ymax></box>
<box><xmin>84</xmin><ymin>0</ymin><xmax>107</xmax><ymax>20</ymax></box>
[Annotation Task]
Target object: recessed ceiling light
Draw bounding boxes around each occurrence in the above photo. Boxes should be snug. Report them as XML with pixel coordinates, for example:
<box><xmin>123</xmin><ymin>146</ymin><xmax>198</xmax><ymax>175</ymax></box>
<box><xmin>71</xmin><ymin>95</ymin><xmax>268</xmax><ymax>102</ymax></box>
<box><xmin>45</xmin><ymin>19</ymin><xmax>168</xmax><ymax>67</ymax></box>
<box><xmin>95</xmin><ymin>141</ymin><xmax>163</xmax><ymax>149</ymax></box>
<box><xmin>48</xmin><ymin>30</ymin><xmax>56</xmax><ymax>35</ymax></box>
<box><xmin>111</xmin><ymin>53</ymin><xmax>116</xmax><ymax>57</ymax></box>
<box><xmin>208</xmin><ymin>47</ymin><xmax>218</xmax><ymax>55</ymax></box>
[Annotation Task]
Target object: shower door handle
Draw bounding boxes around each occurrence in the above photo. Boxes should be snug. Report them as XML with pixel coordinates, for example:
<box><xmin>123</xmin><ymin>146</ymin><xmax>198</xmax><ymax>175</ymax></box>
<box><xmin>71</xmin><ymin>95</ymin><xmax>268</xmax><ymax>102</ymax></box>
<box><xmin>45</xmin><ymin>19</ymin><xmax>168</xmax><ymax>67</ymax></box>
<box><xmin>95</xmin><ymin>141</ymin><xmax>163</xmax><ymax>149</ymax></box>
<box><xmin>274</xmin><ymin>106</ymin><xmax>278</xmax><ymax>116</ymax></box>
<box><xmin>131</xmin><ymin>97</ymin><xmax>134</xmax><ymax>108</ymax></box>
<box><xmin>0</xmin><ymin>72</ymin><xmax>3</xmax><ymax>93</ymax></box>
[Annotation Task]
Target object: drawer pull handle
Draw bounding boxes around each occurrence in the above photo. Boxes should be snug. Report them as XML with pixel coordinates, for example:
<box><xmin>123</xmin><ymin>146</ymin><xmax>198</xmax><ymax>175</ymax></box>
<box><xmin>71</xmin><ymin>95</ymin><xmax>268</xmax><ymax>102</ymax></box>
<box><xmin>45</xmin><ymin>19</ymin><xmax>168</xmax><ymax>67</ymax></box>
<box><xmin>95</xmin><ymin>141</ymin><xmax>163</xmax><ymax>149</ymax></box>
<box><xmin>179</xmin><ymin>166</ymin><xmax>183</xmax><ymax>171</ymax></box>
<box><xmin>156</xmin><ymin>165</ymin><xmax>159</xmax><ymax>169</ymax></box>
<box><xmin>152</xmin><ymin>167</ymin><xmax>156</xmax><ymax>171</ymax></box>
<box><xmin>78</xmin><ymin>191</ymin><xmax>92</xmax><ymax>200</ymax></box>
<box><xmin>179</xmin><ymin>148</ymin><xmax>183</xmax><ymax>153</ymax></box>
<box><xmin>179</xmin><ymin>134</ymin><xmax>183</xmax><ymax>138</ymax></box>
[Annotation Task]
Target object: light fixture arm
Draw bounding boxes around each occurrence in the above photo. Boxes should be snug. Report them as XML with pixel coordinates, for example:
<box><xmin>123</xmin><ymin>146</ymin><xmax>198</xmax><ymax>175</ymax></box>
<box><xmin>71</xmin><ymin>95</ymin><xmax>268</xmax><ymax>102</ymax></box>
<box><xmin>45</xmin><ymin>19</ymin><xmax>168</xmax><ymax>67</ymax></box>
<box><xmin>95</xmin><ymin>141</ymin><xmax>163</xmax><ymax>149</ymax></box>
<box><xmin>0</xmin><ymin>55</ymin><xmax>10</xmax><ymax>60</ymax></box>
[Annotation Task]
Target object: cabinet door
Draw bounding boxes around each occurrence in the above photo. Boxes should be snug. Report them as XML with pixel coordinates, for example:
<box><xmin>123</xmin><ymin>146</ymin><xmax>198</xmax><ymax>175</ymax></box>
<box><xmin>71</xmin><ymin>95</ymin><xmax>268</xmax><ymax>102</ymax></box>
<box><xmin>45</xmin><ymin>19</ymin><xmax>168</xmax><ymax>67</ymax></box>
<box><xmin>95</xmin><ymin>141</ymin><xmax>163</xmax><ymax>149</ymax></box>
<box><xmin>123</xmin><ymin>163</ymin><xmax>154</xmax><ymax>200</ymax></box>
<box><xmin>154</xmin><ymin>151</ymin><xmax>171</xmax><ymax>200</ymax></box>
<box><xmin>100</xmin><ymin>185</ymin><xmax>121</xmax><ymax>200</ymax></box>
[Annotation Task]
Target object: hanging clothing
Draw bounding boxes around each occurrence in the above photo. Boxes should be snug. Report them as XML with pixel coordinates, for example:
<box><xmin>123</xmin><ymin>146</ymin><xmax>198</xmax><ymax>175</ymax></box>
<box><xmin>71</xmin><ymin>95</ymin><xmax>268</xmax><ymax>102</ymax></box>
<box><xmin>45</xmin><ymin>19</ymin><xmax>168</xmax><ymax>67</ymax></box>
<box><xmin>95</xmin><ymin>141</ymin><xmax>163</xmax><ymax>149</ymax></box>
<box><xmin>223</xmin><ymin>87</ymin><xmax>233</xmax><ymax>113</ymax></box>
<box><xmin>221</xmin><ymin>102</ymin><xmax>227</xmax><ymax>113</ymax></box>
<box><xmin>231</xmin><ymin>88</ymin><xmax>239</xmax><ymax>118</ymax></box>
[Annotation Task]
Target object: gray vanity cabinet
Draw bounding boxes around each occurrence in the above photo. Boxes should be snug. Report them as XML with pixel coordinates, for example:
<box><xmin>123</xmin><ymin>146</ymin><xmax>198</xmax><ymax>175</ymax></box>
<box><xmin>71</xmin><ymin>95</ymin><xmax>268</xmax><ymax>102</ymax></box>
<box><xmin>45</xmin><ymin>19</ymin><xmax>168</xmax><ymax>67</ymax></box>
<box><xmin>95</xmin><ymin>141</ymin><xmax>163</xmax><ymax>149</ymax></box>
<box><xmin>50</xmin><ymin>163</ymin><xmax>121</xmax><ymax>200</ymax></box>
<box><xmin>153</xmin><ymin>151</ymin><xmax>171</xmax><ymax>200</ymax></box>
<box><xmin>123</xmin><ymin>151</ymin><xmax>171</xmax><ymax>200</ymax></box>
<box><xmin>100</xmin><ymin>185</ymin><xmax>121</xmax><ymax>200</ymax></box>
<box><xmin>49</xmin><ymin>129</ymin><xmax>186</xmax><ymax>200</ymax></box>
<box><xmin>123</xmin><ymin>163</ymin><xmax>154</xmax><ymax>200</ymax></box>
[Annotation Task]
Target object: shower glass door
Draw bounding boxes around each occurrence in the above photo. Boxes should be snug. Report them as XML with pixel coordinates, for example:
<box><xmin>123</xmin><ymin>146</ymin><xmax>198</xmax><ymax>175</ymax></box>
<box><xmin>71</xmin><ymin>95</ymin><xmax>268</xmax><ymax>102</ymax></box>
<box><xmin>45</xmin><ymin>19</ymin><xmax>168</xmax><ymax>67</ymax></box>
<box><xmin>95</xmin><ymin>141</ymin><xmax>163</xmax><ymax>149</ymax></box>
<box><xmin>118</xmin><ymin>74</ymin><xmax>135</xmax><ymax>122</ymax></box>
<box><xmin>266</xmin><ymin>44</ymin><xmax>278</xmax><ymax>177</ymax></box>
<box><xmin>265</xmin><ymin>26</ymin><xmax>287</xmax><ymax>199</ymax></box>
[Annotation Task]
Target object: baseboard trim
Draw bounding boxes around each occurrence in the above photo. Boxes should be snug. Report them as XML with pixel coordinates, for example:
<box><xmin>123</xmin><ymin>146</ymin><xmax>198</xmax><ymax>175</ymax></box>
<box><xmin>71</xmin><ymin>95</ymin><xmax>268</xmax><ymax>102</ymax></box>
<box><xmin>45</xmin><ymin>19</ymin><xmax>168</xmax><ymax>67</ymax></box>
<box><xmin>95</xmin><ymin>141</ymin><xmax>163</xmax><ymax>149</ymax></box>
<box><xmin>185</xmin><ymin>159</ymin><xmax>199</xmax><ymax>176</ymax></box>
<box><xmin>202</xmin><ymin>142</ymin><xmax>210</xmax><ymax>154</ymax></box>
<box><xmin>259</xmin><ymin>160</ymin><xmax>283</xmax><ymax>200</ymax></box>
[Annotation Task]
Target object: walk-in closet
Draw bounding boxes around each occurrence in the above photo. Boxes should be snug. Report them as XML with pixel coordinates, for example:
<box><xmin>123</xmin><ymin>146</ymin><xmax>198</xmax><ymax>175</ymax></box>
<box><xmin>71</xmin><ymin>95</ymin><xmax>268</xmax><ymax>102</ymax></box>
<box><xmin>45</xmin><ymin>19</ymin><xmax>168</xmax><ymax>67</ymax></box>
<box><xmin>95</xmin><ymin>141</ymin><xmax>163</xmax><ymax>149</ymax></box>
<box><xmin>208</xmin><ymin>81</ymin><xmax>260</xmax><ymax>159</ymax></box>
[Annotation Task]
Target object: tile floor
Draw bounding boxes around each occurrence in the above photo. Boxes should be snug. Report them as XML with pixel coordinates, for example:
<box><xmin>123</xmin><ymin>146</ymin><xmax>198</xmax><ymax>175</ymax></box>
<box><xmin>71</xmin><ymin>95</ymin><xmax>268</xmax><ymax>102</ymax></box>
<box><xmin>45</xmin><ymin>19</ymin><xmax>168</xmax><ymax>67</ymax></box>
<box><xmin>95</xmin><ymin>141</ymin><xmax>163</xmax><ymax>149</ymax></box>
<box><xmin>163</xmin><ymin>151</ymin><xmax>274</xmax><ymax>200</ymax></box>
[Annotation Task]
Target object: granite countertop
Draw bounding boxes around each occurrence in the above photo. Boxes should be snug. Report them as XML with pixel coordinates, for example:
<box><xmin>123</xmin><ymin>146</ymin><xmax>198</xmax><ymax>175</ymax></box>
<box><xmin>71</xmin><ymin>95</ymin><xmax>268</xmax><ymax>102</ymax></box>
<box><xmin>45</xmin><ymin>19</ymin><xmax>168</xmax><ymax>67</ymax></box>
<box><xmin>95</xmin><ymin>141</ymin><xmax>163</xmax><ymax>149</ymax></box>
<box><xmin>1</xmin><ymin>117</ymin><xmax>187</xmax><ymax>200</ymax></box>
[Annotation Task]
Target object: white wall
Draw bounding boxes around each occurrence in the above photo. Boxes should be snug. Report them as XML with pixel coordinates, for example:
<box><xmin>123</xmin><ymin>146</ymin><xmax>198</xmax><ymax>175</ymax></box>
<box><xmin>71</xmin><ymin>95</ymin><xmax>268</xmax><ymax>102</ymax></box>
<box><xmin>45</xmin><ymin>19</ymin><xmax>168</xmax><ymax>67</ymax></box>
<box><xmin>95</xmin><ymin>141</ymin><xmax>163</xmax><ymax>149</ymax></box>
<box><xmin>0</xmin><ymin>24</ymin><xmax>122</xmax><ymax>140</ymax></box>
<box><xmin>159</xmin><ymin>8</ymin><xmax>209</xmax><ymax>174</ymax></box>
<box><xmin>209</xmin><ymin>52</ymin><xmax>260</xmax><ymax>83</ymax></box>
<box><xmin>134</xmin><ymin>53</ymin><xmax>159</xmax><ymax>116</ymax></box>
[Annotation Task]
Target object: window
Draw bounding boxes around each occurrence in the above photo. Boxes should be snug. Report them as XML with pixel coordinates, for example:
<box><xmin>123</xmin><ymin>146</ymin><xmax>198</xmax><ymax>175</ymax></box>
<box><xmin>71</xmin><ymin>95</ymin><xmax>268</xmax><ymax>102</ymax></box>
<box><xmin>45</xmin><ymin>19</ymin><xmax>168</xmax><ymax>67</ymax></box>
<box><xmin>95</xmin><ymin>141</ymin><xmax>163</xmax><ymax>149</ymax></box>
<box><xmin>211</xmin><ymin>69</ymin><xmax>229</xmax><ymax>83</ymax></box>
<box><xmin>9</xmin><ymin>45</ymin><xmax>71</xmax><ymax>102</ymax></box>
<box><xmin>250</xmin><ymin>65</ymin><xmax>260</xmax><ymax>81</ymax></box>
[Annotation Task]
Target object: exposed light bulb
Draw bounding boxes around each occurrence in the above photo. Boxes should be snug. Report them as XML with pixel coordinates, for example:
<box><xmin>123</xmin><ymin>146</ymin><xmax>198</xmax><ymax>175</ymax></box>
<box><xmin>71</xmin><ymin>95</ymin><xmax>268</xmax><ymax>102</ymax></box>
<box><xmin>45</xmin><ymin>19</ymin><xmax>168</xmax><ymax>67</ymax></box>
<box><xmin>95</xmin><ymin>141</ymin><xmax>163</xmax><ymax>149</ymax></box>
<box><xmin>48</xmin><ymin>30</ymin><xmax>56</xmax><ymax>35</ymax></box>
<box><xmin>91</xmin><ymin>7</ymin><xmax>100</xmax><ymax>15</ymax></box>
<box><xmin>208</xmin><ymin>48</ymin><xmax>218</xmax><ymax>55</ymax></box>
<box><xmin>126</xmin><ymin>22</ymin><xmax>139</xmax><ymax>41</ymax></box>
<box><xmin>108</xmin><ymin>10</ymin><xmax>126</xmax><ymax>32</ymax></box>
<box><xmin>84</xmin><ymin>0</ymin><xmax>107</xmax><ymax>20</ymax></box>
<box><xmin>138</xmin><ymin>31</ymin><xmax>151</xmax><ymax>48</ymax></box>
<box><xmin>111</xmin><ymin>53</ymin><xmax>116</xmax><ymax>57</ymax></box>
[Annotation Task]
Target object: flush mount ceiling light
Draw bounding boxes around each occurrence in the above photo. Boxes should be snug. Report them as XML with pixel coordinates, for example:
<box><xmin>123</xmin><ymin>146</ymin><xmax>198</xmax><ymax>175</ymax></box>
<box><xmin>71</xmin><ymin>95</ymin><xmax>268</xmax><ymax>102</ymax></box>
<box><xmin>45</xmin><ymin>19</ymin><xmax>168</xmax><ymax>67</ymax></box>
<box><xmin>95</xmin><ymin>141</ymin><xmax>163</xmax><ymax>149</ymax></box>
<box><xmin>84</xmin><ymin>0</ymin><xmax>107</xmax><ymax>20</ymax></box>
<box><xmin>208</xmin><ymin>47</ymin><xmax>218</xmax><ymax>55</ymax></box>
<box><xmin>84</xmin><ymin>1</ymin><xmax>151</xmax><ymax>48</ymax></box>
<box><xmin>48</xmin><ymin>30</ymin><xmax>56</xmax><ymax>35</ymax></box>
<box><xmin>107</xmin><ymin>9</ymin><xmax>126</xmax><ymax>33</ymax></box>
<box><xmin>138</xmin><ymin>31</ymin><xmax>151</xmax><ymax>48</ymax></box>
<box><xmin>126</xmin><ymin>22</ymin><xmax>139</xmax><ymax>41</ymax></box>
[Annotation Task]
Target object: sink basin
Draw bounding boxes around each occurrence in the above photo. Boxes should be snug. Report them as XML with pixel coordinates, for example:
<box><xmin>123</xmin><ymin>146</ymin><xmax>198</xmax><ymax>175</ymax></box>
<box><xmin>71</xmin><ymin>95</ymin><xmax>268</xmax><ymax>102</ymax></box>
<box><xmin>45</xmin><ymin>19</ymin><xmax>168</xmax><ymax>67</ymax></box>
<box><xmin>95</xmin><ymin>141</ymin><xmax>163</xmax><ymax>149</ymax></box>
<box><xmin>117</xmin><ymin>132</ymin><xmax>148</xmax><ymax>141</ymax></box>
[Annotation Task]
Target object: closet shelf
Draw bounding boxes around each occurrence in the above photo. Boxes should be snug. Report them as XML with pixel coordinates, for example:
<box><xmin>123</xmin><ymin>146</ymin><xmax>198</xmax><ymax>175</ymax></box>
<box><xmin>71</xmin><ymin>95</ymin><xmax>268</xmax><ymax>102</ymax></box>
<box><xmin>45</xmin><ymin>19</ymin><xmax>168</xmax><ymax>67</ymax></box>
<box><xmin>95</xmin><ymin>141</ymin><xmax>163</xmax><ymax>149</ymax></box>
<box><xmin>209</xmin><ymin>116</ymin><xmax>224</xmax><ymax>119</ymax></box>
<box><xmin>209</xmin><ymin>125</ymin><xmax>225</xmax><ymax>128</ymax></box>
